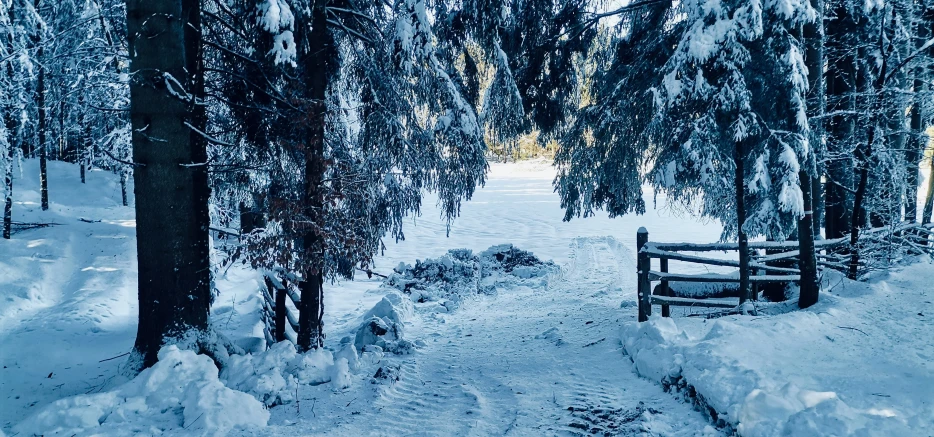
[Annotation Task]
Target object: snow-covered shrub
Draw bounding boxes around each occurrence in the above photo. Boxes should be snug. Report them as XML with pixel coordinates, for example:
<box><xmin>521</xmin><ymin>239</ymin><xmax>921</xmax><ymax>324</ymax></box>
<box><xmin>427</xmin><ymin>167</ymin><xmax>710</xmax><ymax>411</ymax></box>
<box><xmin>14</xmin><ymin>346</ymin><xmax>268</xmax><ymax>436</ymax></box>
<box><xmin>384</xmin><ymin>244</ymin><xmax>556</xmax><ymax>307</ymax></box>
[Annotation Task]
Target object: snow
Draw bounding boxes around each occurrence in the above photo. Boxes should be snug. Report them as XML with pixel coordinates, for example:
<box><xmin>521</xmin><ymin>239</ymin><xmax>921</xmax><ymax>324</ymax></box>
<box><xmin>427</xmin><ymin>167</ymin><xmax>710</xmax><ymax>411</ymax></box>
<box><xmin>14</xmin><ymin>346</ymin><xmax>269</xmax><ymax>436</ymax></box>
<box><xmin>4</xmin><ymin>158</ymin><xmax>931</xmax><ymax>436</ymax></box>
<box><xmin>621</xmin><ymin>264</ymin><xmax>934</xmax><ymax>436</ymax></box>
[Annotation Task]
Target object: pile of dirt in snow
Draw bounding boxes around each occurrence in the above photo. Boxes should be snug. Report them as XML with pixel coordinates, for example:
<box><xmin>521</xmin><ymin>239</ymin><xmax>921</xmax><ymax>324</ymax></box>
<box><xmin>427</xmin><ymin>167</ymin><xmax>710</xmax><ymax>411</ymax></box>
<box><xmin>13</xmin><ymin>346</ymin><xmax>269</xmax><ymax>436</ymax></box>
<box><xmin>384</xmin><ymin>244</ymin><xmax>556</xmax><ymax>308</ymax></box>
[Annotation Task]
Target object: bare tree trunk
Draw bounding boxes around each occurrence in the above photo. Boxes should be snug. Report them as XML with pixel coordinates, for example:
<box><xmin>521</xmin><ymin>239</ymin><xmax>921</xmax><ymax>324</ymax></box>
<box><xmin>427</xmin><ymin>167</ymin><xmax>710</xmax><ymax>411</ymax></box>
<box><xmin>825</xmin><ymin>6</ymin><xmax>857</xmax><ymax>239</ymax></box>
<box><xmin>36</xmin><ymin>40</ymin><xmax>48</xmax><ymax>211</ymax></box>
<box><xmin>849</xmin><ymin>123</ymin><xmax>873</xmax><ymax>279</ymax></box>
<box><xmin>120</xmin><ymin>168</ymin><xmax>128</xmax><ymax>206</ymax></box>
<box><xmin>735</xmin><ymin>140</ymin><xmax>751</xmax><ymax>303</ymax></box>
<box><xmin>805</xmin><ymin>0</ymin><xmax>825</xmax><ymax>237</ymax></box>
<box><xmin>2</xmin><ymin>140</ymin><xmax>11</xmax><ymax>240</ymax></box>
<box><xmin>798</xmin><ymin>170</ymin><xmax>820</xmax><ymax>307</ymax></box>
<box><xmin>297</xmin><ymin>0</ymin><xmax>333</xmax><ymax>352</ymax></box>
<box><xmin>907</xmin><ymin>76</ymin><xmax>923</xmax><ymax>222</ymax></box>
<box><xmin>2</xmin><ymin>3</ymin><xmax>14</xmax><ymax>240</ymax></box>
<box><xmin>127</xmin><ymin>0</ymin><xmax>212</xmax><ymax>370</ymax></box>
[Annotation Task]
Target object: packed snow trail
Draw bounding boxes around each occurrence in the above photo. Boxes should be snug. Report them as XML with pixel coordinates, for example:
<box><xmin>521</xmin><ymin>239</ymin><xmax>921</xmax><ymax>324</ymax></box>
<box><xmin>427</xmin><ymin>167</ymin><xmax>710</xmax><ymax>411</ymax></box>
<box><xmin>256</xmin><ymin>235</ymin><xmax>720</xmax><ymax>436</ymax></box>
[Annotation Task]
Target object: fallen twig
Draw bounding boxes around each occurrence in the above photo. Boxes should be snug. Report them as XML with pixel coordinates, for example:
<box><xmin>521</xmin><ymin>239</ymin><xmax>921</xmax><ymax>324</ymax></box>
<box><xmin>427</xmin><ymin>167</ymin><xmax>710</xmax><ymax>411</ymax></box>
<box><xmin>356</xmin><ymin>267</ymin><xmax>388</xmax><ymax>279</ymax></box>
<box><xmin>837</xmin><ymin>326</ymin><xmax>869</xmax><ymax>336</ymax></box>
<box><xmin>583</xmin><ymin>338</ymin><xmax>606</xmax><ymax>348</ymax></box>
<box><xmin>99</xmin><ymin>352</ymin><xmax>130</xmax><ymax>363</ymax></box>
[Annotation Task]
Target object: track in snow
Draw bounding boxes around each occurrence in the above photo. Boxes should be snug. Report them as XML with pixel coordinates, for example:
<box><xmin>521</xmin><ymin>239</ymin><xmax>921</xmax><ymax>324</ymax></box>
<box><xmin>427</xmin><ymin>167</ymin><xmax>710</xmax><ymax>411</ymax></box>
<box><xmin>281</xmin><ymin>236</ymin><xmax>720</xmax><ymax>437</ymax></box>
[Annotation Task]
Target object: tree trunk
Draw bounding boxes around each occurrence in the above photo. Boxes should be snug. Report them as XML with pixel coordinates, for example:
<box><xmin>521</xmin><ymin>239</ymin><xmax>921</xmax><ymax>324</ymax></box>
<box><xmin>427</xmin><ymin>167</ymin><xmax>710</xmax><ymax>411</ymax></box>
<box><xmin>120</xmin><ymin>168</ymin><xmax>128</xmax><ymax>206</ymax></box>
<box><xmin>798</xmin><ymin>170</ymin><xmax>820</xmax><ymax>307</ymax></box>
<box><xmin>849</xmin><ymin>123</ymin><xmax>873</xmax><ymax>279</ymax></box>
<box><xmin>824</xmin><ymin>6</ymin><xmax>857</xmax><ymax>239</ymax></box>
<box><xmin>297</xmin><ymin>0</ymin><xmax>333</xmax><ymax>352</ymax></box>
<box><xmin>735</xmin><ymin>140</ymin><xmax>751</xmax><ymax>303</ymax></box>
<box><xmin>2</xmin><ymin>2</ymin><xmax>14</xmax><ymax>240</ymax></box>
<box><xmin>126</xmin><ymin>0</ymin><xmax>212</xmax><ymax>370</ymax></box>
<box><xmin>923</xmin><ymin>154</ymin><xmax>934</xmax><ymax>224</ymax></box>
<box><xmin>36</xmin><ymin>43</ymin><xmax>48</xmax><ymax>211</ymax></box>
<box><xmin>906</xmin><ymin>78</ymin><xmax>922</xmax><ymax>223</ymax></box>
<box><xmin>804</xmin><ymin>0</ymin><xmax>825</xmax><ymax>237</ymax></box>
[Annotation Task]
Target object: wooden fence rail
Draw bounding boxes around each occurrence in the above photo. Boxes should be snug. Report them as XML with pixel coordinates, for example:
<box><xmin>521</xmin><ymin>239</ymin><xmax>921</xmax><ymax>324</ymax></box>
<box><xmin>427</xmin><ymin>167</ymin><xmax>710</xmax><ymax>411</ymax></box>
<box><xmin>262</xmin><ymin>272</ymin><xmax>301</xmax><ymax>347</ymax></box>
<box><xmin>636</xmin><ymin>222</ymin><xmax>934</xmax><ymax>321</ymax></box>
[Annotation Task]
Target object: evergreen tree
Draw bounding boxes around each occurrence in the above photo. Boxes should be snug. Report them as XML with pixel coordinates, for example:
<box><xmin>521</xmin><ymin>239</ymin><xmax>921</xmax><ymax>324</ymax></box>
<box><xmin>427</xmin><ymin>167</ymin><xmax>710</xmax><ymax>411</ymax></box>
<box><xmin>126</xmin><ymin>0</ymin><xmax>214</xmax><ymax>370</ymax></box>
<box><xmin>206</xmin><ymin>0</ymin><xmax>488</xmax><ymax>350</ymax></box>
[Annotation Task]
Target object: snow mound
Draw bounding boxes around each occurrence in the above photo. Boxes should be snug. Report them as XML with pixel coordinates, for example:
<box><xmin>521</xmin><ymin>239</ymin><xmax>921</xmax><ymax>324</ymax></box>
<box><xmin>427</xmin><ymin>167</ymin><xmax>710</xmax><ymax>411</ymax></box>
<box><xmin>14</xmin><ymin>346</ymin><xmax>268</xmax><ymax>436</ymax></box>
<box><xmin>353</xmin><ymin>291</ymin><xmax>415</xmax><ymax>354</ymax></box>
<box><xmin>384</xmin><ymin>244</ymin><xmax>556</xmax><ymax>308</ymax></box>
<box><xmin>621</xmin><ymin>307</ymin><xmax>926</xmax><ymax>436</ymax></box>
<box><xmin>222</xmin><ymin>341</ymin><xmax>352</xmax><ymax>406</ymax></box>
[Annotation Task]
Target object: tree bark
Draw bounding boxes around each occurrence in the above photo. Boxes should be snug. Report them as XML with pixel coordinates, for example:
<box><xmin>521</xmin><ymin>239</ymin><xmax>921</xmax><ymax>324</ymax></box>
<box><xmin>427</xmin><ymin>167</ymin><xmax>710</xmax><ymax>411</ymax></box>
<box><xmin>2</xmin><ymin>2</ymin><xmax>14</xmax><ymax>240</ymax></box>
<box><xmin>296</xmin><ymin>0</ymin><xmax>333</xmax><ymax>352</ymax></box>
<box><xmin>36</xmin><ymin>40</ymin><xmax>48</xmax><ymax>211</ymax></box>
<box><xmin>126</xmin><ymin>0</ymin><xmax>212</xmax><ymax>369</ymax></box>
<box><xmin>804</xmin><ymin>0</ymin><xmax>825</xmax><ymax>237</ymax></box>
<box><xmin>906</xmin><ymin>76</ymin><xmax>923</xmax><ymax>222</ymax></box>
<box><xmin>120</xmin><ymin>168</ymin><xmax>128</xmax><ymax>206</ymax></box>
<box><xmin>797</xmin><ymin>170</ymin><xmax>820</xmax><ymax>307</ymax></box>
<box><xmin>923</xmin><ymin>157</ymin><xmax>934</xmax><ymax>224</ymax></box>
<box><xmin>735</xmin><ymin>140</ymin><xmax>751</xmax><ymax>303</ymax></box>
<box><xmin>824</xmin><ymin>6</ymin><xmax>857</xmax><ymax>239</ymax></box>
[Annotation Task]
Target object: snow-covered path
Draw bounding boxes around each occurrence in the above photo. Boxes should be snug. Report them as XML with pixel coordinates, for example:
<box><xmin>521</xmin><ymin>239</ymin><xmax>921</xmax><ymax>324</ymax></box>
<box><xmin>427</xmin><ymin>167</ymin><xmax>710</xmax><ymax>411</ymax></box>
<box><xmin>257</xmin><ymin>235</ymin><xmax>720</xmax><ymax>436</ymax></box>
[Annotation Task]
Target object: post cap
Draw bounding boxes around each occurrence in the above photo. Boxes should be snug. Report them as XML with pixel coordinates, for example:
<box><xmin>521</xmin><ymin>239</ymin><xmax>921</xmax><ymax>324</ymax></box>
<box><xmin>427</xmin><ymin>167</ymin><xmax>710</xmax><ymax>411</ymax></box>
<box><xmin>637</xmin><ymin>227</ymin><xmax>648</xmax><ymax>234</ymax></box>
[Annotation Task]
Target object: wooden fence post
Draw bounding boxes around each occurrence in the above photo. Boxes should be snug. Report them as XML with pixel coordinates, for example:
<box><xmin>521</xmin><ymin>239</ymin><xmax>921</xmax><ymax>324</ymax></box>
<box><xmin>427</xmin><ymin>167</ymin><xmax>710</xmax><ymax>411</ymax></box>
<box><xmin>275</xmin><ymin>279</ymin><xmax>287</xmax><ymax>343</ymax></box>
<box><xmin>660</xmin><ymin>257</ymin><xmax>670</xmax><ymax>317</ymax></box>
<box><xmin>637</xmin><ymin>227</ymin><xmax>651</xmax><ymax>322</ymax></box>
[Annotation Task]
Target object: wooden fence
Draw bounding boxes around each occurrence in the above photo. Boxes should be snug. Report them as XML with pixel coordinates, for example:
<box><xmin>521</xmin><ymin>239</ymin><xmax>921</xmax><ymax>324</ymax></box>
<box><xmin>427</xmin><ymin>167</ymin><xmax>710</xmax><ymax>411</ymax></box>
<box><xmin>635</xmin><ymin>222</ymin><xmax>934</xmax><ymax>321</ymax></box>
<box><xmin>261</xmin><ymin>273</ymin><xmax>302</xmax><ymax>346</ymax></box>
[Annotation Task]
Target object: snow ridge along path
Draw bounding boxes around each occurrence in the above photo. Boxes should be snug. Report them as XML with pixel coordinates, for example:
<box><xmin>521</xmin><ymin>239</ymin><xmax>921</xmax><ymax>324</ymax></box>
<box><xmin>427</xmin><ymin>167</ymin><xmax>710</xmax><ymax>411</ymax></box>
<box><xmin>259</xmin><ymin>235</ymin><xmax>721</xmax><ymax>436</ymax></box>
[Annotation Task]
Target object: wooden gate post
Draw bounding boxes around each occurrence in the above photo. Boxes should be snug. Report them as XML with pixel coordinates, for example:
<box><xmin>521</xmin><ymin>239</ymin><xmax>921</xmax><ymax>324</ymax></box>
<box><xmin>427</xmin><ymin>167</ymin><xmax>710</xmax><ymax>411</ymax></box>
<box><xmin>637</xmin><ymin>227</ymin><xmax>651</xmax><ymax>322</ymax></box>
<box><xmin>275</xmin><ymin>280</ymin><xmax>287</xmax><ymax>343</ymax></box>
<box><xmin>660</xmin><ymin>257</ymin><xmax>670</xmax><ymax>317</ymax></box>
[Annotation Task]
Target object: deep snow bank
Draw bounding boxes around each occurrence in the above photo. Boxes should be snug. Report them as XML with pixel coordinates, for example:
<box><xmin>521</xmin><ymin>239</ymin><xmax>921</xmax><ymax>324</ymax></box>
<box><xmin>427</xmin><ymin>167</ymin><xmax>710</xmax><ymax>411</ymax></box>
<box><xmin>14</xmin><ymin>346</ymin><xmax>268</xmax><ymax>436</ymax></box>
<box><xmin>620</xmin><ymin>262</ymin><xmax>934</xmax><ymax>436</ymax></box>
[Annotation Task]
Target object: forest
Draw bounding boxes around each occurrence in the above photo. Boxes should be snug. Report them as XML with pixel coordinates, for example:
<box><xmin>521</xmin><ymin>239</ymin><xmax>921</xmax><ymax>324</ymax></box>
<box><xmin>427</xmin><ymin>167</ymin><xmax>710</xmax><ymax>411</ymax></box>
<box><xmin>1</xmin><ymin>0</ymin><xmax>933</xmax><ymax>436</ymax></box>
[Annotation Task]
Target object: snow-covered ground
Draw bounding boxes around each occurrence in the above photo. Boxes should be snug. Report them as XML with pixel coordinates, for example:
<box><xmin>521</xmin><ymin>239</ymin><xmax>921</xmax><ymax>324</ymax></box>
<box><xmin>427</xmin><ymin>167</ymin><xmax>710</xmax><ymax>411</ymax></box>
<box><xmin>2</xmin><ymin>158</ymin><xmax>932</xmax><ymax>436</ymax></box>
<box><xmin>622</xmin><ymin>264</ymin><xmax>934</xmax><ymax>437</ymax></box>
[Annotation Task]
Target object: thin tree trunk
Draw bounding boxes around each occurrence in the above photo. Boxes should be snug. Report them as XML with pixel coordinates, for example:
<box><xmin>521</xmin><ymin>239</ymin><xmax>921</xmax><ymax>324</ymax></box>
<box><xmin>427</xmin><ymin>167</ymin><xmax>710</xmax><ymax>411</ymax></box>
<box><xmin>126</xmin><ymin>0</ymin><xmax>212</xmax><ymax>370</ymax></box>
<box><xmin>2</xmin><ymin>142</ymin><xmax>12</xmax><ymax>240</ymax></box>
<box><xmin>849</xmin><ymin>123</ymin><xmax>873</xmax><ymax>279</ymax></box>
<box><xmin>805</xmin><ymin>0</ymin><xmax>825</xmax><ymax>237</ymax></box>
<box><xmin>825</xmin><ymin>6</ymin><xmax>857</xmax><ymax>239</ymax></box>
<box><xmin>2</xmin><ymin>3</ymin><xmax>15</xmax><ymax>239</ymax></box>
<box><xmin>36</xmin><ymin>42</ymin><xmax>48</xmax><ymax>211</ymax></box>
<box><xmin>120</xmin><ymin>168</ymin><xmax>128</xmax><ymax>206</ymax></box>
<box><xmin>297</xmin><ymin>0</ymin><xmax>333</xmax><ymax>352</ymax></box>
<box><xmin>735</xmin><ymin>140</ymin><xmax>751</xmax><ymax>303</ymax></box>
<box><xmin>906</xmin><ymin>77</ymin><xmax>922</xmax><ymax>222</ymax></box>
<box><xmin>923</xmin><ymin>156</ymin><xmax>934</xmax><ymax>224</ymax></box>
<box><xmin>798</xmin><ymin>170</ymin><xmax>820</xmax><ymax>307</ymax></box>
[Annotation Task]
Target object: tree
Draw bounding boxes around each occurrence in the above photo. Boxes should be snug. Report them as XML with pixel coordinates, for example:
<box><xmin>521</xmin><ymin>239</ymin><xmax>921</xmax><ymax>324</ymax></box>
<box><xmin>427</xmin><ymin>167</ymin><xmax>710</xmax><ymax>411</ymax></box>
<box><xmin>206</xmin><ymin>0</ymin><xmax>489</xmax><ymax>351</ymax></box>
<box><xmin>125</xmin><ymin>0</ymin><xmax>213</xmax><ymax>370</ymax></box>
<box><xmin>555</xmin><ymin>1</ymin><xmax>678</xmax><ymax>220</ymax></box>
<box><xmin>2</xmin><ymin>0</ymin><xmax>39</xmax><ymax>239</ymax></box>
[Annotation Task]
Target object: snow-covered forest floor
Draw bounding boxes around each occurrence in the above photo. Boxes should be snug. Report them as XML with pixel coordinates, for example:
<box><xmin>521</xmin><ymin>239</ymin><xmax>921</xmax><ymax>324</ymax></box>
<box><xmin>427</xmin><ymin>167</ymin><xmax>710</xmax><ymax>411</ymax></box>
<box><xmin>1</xmin><ymin>159</ymin><xmax>932</xmax><ymax>436</ymax></box>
